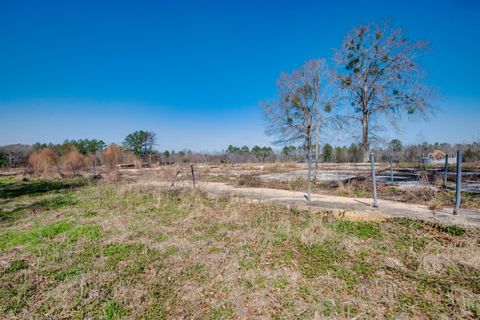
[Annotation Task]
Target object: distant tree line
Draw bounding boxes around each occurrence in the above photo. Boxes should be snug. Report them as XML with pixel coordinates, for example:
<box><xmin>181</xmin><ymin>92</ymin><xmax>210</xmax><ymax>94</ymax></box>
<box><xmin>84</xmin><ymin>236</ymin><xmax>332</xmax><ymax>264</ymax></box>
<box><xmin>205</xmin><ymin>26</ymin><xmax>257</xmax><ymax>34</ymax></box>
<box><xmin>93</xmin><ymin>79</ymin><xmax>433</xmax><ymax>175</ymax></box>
<box><xmin>224</xmin><ymin>140</ymin><xmax>480</xmax><ymax>164</ymax></box>
<box><xmin>32</xmin><ymin>139</ymin><xmax>106</xmax><ymax>157</ymax></box>
<box><xmin>0</xmin><ymin>131</ymin><xmax>159</xmax><ymax>172</ymax></box>
<box><xmin>317</xmin><ymin>140</ymin><xmax>480</xmax><ymax>164</ymax></box>
<box><xmin>1</xmin><ymin>136</ymin><xmax>479</xmax><ymax>171</ymax></box>
<box><xmin>225</xmin><ymin>145</ymin><xmax>274</xmax><ymax>163</ymax></box>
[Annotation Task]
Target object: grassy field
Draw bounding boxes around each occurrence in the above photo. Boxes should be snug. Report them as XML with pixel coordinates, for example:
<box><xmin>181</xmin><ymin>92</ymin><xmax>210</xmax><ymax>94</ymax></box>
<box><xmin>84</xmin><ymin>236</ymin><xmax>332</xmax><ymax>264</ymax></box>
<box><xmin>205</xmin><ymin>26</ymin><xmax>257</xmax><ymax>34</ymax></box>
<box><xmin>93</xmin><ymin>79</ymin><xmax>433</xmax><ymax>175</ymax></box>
<box><xmin>1</xmin><ymin>176</ymin><xmax>480</xmax><ymax>319</ymax></box>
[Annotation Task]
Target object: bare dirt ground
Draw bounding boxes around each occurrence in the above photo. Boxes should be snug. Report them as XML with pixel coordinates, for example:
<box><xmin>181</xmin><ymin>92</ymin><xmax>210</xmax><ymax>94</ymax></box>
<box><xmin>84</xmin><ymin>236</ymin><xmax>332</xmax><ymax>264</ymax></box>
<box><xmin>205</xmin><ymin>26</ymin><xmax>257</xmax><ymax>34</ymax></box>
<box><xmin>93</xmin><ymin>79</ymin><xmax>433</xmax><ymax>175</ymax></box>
<box><xmin>124</xmin><ymin>162</ymin><xmax>480</xmax><ymax>228</ymax></box>
<box><xmin>138</xmin><ymin>180</ymin><xmax>480</xmax><ymax>228</ymax></box>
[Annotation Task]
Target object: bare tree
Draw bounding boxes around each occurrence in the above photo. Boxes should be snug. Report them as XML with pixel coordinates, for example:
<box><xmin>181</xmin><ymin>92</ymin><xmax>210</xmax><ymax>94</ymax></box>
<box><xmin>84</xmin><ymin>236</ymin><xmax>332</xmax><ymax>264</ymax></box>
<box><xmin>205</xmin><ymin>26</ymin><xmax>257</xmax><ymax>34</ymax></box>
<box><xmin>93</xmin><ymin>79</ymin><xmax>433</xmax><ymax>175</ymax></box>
<box><xmin>335</xmin><ymin>20</ymin><xmax>434</xmax><ymax>162</ymax></box>
<box><xmin>263</xmin><ymin>59</ymin><xmax>331</xmax><ymax>201</ymax></box>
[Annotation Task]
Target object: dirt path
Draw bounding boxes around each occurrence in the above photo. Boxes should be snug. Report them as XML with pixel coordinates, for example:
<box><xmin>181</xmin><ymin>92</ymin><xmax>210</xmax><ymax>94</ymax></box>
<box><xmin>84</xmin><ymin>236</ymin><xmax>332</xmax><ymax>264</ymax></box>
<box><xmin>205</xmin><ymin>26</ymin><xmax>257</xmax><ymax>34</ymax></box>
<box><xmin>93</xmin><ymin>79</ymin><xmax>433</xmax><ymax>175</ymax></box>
<box><xmin>139</xmin><ymin>180</ymin><xmax>480</xmax><ymax>228</ymax></box>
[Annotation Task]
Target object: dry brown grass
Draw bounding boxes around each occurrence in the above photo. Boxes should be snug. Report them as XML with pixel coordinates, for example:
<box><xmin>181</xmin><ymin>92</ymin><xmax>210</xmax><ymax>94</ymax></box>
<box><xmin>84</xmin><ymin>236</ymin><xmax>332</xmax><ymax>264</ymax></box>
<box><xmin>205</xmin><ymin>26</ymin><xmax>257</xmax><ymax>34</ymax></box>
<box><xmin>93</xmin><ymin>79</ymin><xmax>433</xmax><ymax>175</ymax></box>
<box><xmin>1</xmin><ymin>176</ymin><xmax>479</xmax><ymax>319</ymax></box>
<box><xmin>428</xmin><ymin>197</ymin><xmax>443</xmax><ymax>211</ymax></box>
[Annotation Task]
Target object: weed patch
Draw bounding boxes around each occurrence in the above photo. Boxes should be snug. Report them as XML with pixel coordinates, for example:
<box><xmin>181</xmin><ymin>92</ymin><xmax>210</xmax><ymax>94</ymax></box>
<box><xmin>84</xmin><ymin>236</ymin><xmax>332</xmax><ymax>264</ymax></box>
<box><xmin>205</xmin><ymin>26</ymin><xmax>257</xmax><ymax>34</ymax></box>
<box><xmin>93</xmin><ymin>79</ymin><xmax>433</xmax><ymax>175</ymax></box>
<box><xmin>297</xmin><ymin>239</ymin><xmax>346</xmax><ymax>277</ymax></box>
<box><xmin>103</xmin><ymin>243</ymin><xmax>144</xmax><ymax>268</ymax></box>
<box><xmin>325</xmin><ymin>220</ymin><xmax>382</xmax><ymax>239</ymax></box>
<box><xmin>3</xmin><ymin>260</ymin><xmax>28</xmax><ymax>274</ymax></box>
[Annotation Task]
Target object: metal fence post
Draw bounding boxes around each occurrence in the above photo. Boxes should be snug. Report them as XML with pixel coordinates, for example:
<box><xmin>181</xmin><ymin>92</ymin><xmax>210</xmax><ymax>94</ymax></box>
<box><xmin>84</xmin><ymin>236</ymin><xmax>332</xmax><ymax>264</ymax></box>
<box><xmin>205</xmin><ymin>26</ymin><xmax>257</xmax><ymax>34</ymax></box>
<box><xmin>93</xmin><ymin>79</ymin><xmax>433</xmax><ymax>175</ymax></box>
<box><xmin>390</xmin><ymin>156</ymin><xmax>394</xmax><ymax>183</ymax></box>
<box><xmin>453</xmin><ymin>150</ymin><xmax>462</xmax><ymax>215</ymax></box>
<box><xmin>443</xmin><ymin>154</ymin><xmax>449</xmax><ymax>187</ymax></box>
<box><xmin>370</xmin><ymin>152</ymin><xmax>378</xmax><ymax>208</ymax></box>
<box><xmin>306</xmin><ymin>155</ymin><xmax>312</xmax><ymax>202</ymax></box>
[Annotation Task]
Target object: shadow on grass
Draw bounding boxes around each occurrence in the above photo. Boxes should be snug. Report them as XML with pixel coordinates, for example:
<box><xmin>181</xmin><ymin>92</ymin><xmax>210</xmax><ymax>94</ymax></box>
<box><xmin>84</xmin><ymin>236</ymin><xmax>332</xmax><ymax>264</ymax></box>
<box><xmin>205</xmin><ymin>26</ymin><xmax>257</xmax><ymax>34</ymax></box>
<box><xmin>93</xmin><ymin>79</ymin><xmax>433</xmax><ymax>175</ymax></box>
<box><xmin>0</xmin><ymin>178</ymin><xmax>87</xmax><ymax>199</ymax></box>
<box><xmin>1</xmin><ymin>194</ymin><xmax>78</xmax><ymax>222</ymax></box>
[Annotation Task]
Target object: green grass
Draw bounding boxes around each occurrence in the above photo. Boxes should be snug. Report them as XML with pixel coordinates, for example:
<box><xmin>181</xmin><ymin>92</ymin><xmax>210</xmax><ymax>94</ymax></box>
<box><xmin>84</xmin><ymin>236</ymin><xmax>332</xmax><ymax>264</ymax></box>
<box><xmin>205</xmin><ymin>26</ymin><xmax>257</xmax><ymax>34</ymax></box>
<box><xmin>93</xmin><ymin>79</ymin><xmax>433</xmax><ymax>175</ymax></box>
<box><xmin>325</xmin><ymin>220</ymin><xmax>382</xmax><ymax>239</ymax></box>
<box><xmin>297</xmin><ymin>239</ymin><xmax>346</xmax><ymax>278</ymax></box>
<box><xmin>0</xmin><ymin>220</ymin><xmax>100</xmax><ymax>250</ymax></box>
<box><xmin>102</xmin><ymin>300</ymin><xmax>126</xmax><ymax>320</ymax></box>
<box><xmin>436</xmin><ymin>224</ymin><xmax>466</xmax><ymax>236</ymax></box>
<box><xmin>1</xmin><ymin>177</ymin><xmax>479</xmax><ymax>319</ymax></box>
<box><xmin>103</xmin><ymin>243</ymin><xmax>144</xmax><ymax>268</ymax></box>
<box><xmin>3</xmin><ymin>259</ymin><xmax>28</xmax><ymax>274</ymax></box>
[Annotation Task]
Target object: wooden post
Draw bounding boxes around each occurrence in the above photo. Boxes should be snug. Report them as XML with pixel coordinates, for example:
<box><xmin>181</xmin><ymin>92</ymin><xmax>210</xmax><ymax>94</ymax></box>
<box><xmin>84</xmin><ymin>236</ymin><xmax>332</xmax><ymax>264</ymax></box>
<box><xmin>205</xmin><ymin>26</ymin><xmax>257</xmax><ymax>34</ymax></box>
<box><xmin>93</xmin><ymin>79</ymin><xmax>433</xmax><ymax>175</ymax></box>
<box><xmin>190</xmin><ymin>163</ymin><xmax>196</xmax><ymax>188</ymax></box>
<box><xmin>453</xmin><ymin>150</ymin><xmax>462</xmax><ymax>215</ymax></box>
<box><xmin>370</xmin><ymin>152</ymin><xmax>378</xmax><ymax>208</ymax></box>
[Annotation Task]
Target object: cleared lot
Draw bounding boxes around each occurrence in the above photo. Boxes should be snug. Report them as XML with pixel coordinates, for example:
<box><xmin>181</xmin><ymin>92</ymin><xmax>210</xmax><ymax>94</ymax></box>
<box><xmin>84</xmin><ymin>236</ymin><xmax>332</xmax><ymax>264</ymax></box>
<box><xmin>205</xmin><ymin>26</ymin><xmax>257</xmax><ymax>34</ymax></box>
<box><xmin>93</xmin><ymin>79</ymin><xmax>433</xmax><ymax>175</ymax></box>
<box><xmin>1</xmin><ymin>175</ymin><xmax>480</xmax><ymax>319</ymax></box>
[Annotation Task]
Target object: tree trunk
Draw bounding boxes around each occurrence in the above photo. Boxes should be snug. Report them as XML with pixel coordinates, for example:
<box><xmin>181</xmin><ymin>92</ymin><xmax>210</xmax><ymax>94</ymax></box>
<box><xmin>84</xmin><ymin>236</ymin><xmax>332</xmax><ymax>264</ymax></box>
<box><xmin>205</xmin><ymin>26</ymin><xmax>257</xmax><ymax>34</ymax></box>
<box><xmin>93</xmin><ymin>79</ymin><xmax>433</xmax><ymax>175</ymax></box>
<box><xmin>362</xmin><ymin>113</ymin><xmax>370</xmax><ymax>162</ymax></box>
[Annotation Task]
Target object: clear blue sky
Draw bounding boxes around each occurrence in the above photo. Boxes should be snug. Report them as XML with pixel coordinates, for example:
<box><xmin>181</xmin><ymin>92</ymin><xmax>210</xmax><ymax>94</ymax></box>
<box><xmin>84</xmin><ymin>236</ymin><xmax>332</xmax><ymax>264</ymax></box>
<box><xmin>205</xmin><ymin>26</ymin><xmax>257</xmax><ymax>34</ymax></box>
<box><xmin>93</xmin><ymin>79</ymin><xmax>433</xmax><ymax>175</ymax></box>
<box><xmin>1</xmin><ymin>0</ymin><xmax>479</xmax><ymax>151</ymax></box>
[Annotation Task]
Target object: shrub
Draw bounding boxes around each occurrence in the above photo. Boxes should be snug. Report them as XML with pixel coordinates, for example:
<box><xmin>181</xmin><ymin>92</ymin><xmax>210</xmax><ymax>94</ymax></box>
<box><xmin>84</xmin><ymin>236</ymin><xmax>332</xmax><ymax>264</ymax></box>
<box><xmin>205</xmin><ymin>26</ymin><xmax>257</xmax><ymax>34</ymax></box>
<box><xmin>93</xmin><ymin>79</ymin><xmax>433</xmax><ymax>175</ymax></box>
<box><xmin>85</xmin><ymin>154</ymin><xmax>96</xmax><ymax>167</ymax></box>
<box><xmin>62</xmin><ymin>149</ymin><xmax>85</xmax><ymax>175</ymax></box>
<box><xmin>133</xmin><ymin>158</ymin><xmax>142</xmax><ymax>169</ymax></box>
<box><xmin>28</xmin><ymin>148</ymin><xmax>58</xmax><ymax>176</ymax></box>
<box><xmin>102</xmin><ymin>144</ymin><xmax>123</xmax><ymax>170</ymax></box>
<box><xmin>237</xmin><ymin>174</ymin><xmax>261</xmax><ymax>187</ymax></box>
<box><xmin>124</xmin><ymin>151</ymin><xmax>142</xmax><ymax>168</ymax></box>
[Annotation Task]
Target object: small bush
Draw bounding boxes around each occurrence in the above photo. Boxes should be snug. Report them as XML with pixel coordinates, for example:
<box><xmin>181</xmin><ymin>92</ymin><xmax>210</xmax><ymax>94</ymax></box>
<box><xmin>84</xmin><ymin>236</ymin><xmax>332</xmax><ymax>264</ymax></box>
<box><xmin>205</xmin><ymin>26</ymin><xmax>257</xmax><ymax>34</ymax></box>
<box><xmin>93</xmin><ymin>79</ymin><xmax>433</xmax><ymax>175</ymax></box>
<box><xmin>133</xmin><ymin>157</ymin><xmax>142</xmax><ymax>169</ymax></box>
<box><xmin>62</xmin><ymin>149</ymin><xmax>85</xmax><ymax>175</ymax></box>
<box><xmin>237</xmin><ymin>174</ymin><xmax>261</xmax><ymax>187</ymax></box>
<box><xmin>123</xmin><ymin>151</ymin><xmax>142</xmax><ymax>168</ymax></box>
<box><xmin>102</xmin><ymin>144</ymin><xmax>123</xmax><ymax>170</ymax></box>
<box><xmin>428</xmin><ymin>198</ymin><xmax>443</xmax><ymax>211</ymax></box>
<box><xmin>28</xmin><ymin>148</ymin><xmax>58</xmax><ymax>176</ymax></box>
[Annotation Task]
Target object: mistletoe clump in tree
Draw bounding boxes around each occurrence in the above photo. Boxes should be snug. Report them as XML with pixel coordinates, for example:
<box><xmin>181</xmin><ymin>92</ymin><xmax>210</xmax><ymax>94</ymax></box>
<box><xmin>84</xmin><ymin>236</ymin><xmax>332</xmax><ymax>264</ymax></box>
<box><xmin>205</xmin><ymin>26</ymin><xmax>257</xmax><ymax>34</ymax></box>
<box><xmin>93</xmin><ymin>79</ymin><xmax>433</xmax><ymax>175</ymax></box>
<box><xmin>335</xmin><ymin>20</ymin><xmax>434</xmax><ymax>162</ymax></box>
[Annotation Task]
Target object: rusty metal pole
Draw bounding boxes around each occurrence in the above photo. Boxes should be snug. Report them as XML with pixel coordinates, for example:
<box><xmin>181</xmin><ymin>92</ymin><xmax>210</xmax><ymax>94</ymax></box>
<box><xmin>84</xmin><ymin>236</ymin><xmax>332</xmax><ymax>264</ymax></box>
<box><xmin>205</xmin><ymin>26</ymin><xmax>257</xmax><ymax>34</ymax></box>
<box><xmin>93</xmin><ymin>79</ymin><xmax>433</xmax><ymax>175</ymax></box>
<box><xmin>443</xmin><ymin>154</ymin><xmax>449</xmax><ymax>188</ymax></box>
<box><xmin>453</xmin><ymin>150</ymin><xmax>462</xmax><ymax>215</ymax></box>
<box><xmin>370</xmin><ymin>152</ymin><xmax>378</xmax><ymax>208</ymax></box>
